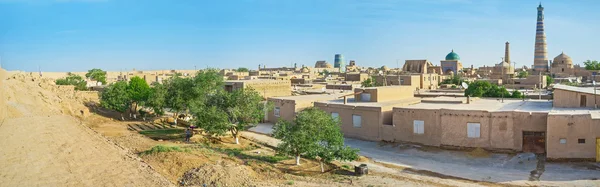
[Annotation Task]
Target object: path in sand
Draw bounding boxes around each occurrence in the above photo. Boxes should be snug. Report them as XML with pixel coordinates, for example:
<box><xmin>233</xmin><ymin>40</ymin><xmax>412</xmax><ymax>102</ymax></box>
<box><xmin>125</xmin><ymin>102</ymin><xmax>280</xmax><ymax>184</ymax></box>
<box><xmin>0</xmin><ymin>115</ymin><xmax>173</xmax><ymax>187</ymax></box>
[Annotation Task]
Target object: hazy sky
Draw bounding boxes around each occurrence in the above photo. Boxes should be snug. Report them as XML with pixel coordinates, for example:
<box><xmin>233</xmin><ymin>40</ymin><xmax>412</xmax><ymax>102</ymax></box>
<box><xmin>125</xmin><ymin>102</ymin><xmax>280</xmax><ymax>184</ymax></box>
<box><xmin>1</xmin><ymin>0</ymin><xmax>599</xmax><ymax>72</ymax></box>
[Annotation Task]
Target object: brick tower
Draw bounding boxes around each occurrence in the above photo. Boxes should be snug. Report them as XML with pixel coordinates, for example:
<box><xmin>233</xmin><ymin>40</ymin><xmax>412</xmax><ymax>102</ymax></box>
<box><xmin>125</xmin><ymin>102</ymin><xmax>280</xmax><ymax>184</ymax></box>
<box><xmin>533</xmin><ymin>3</ymin><xmax>548</xmax><ymax>72</ymax></box>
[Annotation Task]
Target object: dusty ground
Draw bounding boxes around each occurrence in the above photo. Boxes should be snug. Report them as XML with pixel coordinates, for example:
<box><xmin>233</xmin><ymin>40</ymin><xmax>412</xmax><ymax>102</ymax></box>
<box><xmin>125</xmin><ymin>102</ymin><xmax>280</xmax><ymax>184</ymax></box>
<box><xmin>248</xmin><ymin>123</ymin><xmax>600</xmax><ymax>187</ymax></box>
<box><xmin>0</xmin><ymin>70</ymin><xmax>172</xmax><ymax>187</ymax></box>
<box><xmin>3</xmin><ymin>68</ymin><xmax>598</xmax><ymax>187</ymax></box>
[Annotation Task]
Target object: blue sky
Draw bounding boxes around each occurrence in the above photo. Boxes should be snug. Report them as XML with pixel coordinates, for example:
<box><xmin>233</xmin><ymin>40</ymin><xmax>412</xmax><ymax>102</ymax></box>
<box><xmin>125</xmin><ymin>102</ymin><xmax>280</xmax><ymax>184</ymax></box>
<box><xmin>1</xmin><ymin>0</ymin><xmax>599</xmax><ymax>72</ymax></box>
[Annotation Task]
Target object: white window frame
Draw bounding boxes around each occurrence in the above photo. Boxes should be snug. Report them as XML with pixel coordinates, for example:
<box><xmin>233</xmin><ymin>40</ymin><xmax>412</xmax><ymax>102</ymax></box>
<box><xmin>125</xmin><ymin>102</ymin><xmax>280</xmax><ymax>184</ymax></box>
<box><xmin>467</xmin><ymin>123</ymin><xmax>481</xmax><ymax>138</ymax></box>
<box><xmin>352</xmin><ymin>115</ymin><xmax>362</xmax><ymax>128</ymax></box>
<box><xmin>413</xmin><ymin>120</ymin><xmax>424</xmax><ymax>134</ymax></box>
<box><xmin>274</xmin><ymin>107</ymin><xmax>280</xmax><ymax>117</ymax></box>
<box><xmin>559</xmin><ymin>138</ymin><xmax>567</xmax><ymax>144</ymax></box>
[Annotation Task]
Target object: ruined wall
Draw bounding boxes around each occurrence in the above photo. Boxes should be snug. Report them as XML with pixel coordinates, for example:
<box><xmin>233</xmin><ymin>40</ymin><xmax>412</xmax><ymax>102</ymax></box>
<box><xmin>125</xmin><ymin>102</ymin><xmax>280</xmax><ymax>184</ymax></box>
<box><xmin>547</xmin><ymin>114</ymin><xmax>600</xmax><ymax>159</ymax></box>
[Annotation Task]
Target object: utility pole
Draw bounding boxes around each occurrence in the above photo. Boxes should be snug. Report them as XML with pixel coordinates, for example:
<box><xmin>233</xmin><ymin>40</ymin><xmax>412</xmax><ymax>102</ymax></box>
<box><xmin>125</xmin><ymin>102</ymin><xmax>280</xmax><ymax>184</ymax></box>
<box><xmin>397</xmin><ymin>59</ymin><xmax>400</xmax><ymax>85</ymax></box>
<box><xmin>539</xmin><ymin>71</ymin><xmax>542</xmax><ymax>100</ymax></box>
<box><xmin>501</xmin><ymin>58</ymin><xmax>504</xmax><ymax>103</ymax></box>
<box><xmin>594</xmin><ymin>72</ymin><xmax>598</xmax><ymax>109</ymax></box>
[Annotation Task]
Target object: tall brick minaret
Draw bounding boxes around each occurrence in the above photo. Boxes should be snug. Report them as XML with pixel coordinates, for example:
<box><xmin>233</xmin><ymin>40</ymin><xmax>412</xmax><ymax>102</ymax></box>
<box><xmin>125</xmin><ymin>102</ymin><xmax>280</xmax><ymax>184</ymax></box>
<box><xmin>533</xmin><ymin>3</ymin><xmax>548</xmax><ymax>72</ymax></box>
<box><xmin>505</xmin><ymin>41</ymin><xmax>510</xmax><ymax>64</ymax></box>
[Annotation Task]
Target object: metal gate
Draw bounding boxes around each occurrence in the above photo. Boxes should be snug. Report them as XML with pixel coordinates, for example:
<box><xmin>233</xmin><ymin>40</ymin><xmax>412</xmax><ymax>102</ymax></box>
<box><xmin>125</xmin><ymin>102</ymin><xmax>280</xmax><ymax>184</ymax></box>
<box><xmin>523</xmin><ymin>131</ymin><xmax>546</xmax><ymax>153</ymax></box>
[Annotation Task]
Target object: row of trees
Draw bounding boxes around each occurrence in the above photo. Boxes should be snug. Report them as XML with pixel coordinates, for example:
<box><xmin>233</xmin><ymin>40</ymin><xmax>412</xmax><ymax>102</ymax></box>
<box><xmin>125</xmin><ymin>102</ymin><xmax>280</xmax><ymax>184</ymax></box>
<box><xmin>273</xmin><ymin>107</ymin><xmax>358</xmax><ymax>170</ymax></box>
<box><xmin>99</xmin><ymin>69</ymin><xmax>359</xmax><ymax>170</ymax></box>
<box><xmin>464</xmin><ymin>81</ymin><xmax>523</xmax><ymax>98</ymax></box>
<box><xmin>100</xmin><ymin>69</ymin><xmax>266</xmax><ymax>145</ymax></box>
<box><xmin>55</xmin><ymin>69</ymin><xmax>107</xmax><ymax>91</ymax></box>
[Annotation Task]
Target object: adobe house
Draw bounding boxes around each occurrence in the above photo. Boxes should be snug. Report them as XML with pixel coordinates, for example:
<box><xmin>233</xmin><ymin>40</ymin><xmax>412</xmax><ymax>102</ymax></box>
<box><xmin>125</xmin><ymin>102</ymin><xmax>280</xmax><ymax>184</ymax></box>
<box><xmin>314</xmin><ymin>86</ymin><xmax>420</xmax><ymax>141</ymax></box>
<box><xmin>546</xmin><ymin>85</ymin><xmax>600</xmax><ymax>160</ymax></box>
<box><xmin>266</xmin><ymin>93</ymin><xmax>349</xmax><ymax>124</ymax></box>
<box><xmin>388</xmin><ymin>99</ymin><xmax>551</xmax><ymax>152</ymax></box>
<box><xmin>224</xmin><ymin>79</ymin><xmax>291</xmax><ymax>99</ymax></box>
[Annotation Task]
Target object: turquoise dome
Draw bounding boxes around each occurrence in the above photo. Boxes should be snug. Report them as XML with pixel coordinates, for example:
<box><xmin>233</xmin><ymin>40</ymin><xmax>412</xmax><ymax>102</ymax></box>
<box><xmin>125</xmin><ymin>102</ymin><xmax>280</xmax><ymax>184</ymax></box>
<box><xmin>445</xmin><ymin>50</ymin><xmax>460</xmax><ymax>61</ymax></box>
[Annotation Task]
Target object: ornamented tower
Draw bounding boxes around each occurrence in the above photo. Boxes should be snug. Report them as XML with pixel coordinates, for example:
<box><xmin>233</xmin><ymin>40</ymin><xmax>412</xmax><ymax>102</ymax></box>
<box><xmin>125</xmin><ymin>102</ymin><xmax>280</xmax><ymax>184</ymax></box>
<box><xmin>533</xmin><ymin>3</ymin><xmax>549</xmax><ymax>72</ymax></box>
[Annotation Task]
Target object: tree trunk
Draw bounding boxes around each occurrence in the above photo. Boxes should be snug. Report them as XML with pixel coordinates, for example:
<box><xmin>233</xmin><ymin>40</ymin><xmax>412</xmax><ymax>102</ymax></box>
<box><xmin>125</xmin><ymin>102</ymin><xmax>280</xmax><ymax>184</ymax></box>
<box><xmin>235</xmin><ymin>136</ymin><xmax>239</xmax><ymax>144</ymax></box>
<box><xmin>320</xmin><ymin>161</ymin><xmax>324</xmax><ymax>173</ymax></box>
<box><xmin>120</xmin><ymin>113</ymin><xmax>124</xmax><ymax>121</ymax></box>
<box><xmin>296</xmin><ymin>155</ymin><xmax>301</xmax><ymax>165</ymax></box>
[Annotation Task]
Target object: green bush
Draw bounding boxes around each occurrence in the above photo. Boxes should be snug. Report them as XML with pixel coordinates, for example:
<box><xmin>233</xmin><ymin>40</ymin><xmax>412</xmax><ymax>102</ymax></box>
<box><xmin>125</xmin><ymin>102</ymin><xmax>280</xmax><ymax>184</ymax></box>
<box><xmin>141</xmin><ymin>145</ymin><xmax>186</xmax><ymax>155</ymax></box>
<box><xmin>465</xmin><ymin>81</ymin><xmax>523</xmax><ymax>98</ymax></box>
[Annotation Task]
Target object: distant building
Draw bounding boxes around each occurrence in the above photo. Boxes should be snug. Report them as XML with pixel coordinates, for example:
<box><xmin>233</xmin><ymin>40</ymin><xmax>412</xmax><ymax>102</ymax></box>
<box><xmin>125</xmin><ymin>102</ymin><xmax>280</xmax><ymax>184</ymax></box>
<box><xmin>334</xmin><ymin>54</ymin><xmax>346</xmax><ymax>73</ymax></box>
<box><xmin>533</xmin><ymin>3</ymin><xmax>549</xmax><ymax>72</ymax></box>
<box><xmin>224</xmin><ymin>79</ymin><xmax>291</xmax><ymax>99</ymax></box>
<box><xmin>440</xmin><ymin>50</ymin><xmax>463</xmax><ymax>75</ymax></box>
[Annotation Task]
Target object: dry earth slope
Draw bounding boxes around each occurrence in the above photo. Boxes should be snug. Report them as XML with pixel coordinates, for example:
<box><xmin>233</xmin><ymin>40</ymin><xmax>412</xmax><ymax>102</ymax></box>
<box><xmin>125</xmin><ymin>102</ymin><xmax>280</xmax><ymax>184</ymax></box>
<box><xmin>0</xmin><ymin>69</ymin><xmax>173</xmax><ymax>187</ymax></box>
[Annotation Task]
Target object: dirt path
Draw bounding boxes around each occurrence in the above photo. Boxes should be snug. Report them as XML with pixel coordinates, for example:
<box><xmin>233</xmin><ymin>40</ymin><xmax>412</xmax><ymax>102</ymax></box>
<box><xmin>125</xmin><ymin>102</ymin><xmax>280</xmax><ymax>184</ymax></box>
<box><xmin>0</xmin><ymin>115</ymin><xmax>173</xmax><ymax>187</ymax></box>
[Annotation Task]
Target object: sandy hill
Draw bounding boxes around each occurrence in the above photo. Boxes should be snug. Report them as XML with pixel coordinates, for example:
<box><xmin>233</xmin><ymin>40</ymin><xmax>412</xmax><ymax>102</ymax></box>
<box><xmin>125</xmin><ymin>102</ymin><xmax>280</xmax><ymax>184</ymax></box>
<box><xmin>0</xmin><ymin>68</ymin><xmax>173</xmax><ymax>186</ymax></box>
<box><xmin>0</xmin><ymin>69</ymin><xmax>91</xmax><ymax>120</ymax></box>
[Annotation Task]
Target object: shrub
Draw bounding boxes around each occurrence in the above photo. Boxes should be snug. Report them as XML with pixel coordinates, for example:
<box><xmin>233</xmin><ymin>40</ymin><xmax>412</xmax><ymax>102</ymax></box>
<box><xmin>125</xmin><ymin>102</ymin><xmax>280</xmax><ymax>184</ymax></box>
<box><xmin>141</xmin><ymin>145</ymin><xmax>186</xmax><ymax>155</ymax></box>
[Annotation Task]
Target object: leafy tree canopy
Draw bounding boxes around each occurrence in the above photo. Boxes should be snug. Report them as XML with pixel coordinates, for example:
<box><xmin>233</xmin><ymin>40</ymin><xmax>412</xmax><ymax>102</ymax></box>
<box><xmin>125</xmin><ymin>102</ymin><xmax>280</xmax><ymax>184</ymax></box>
<box><xmin>55</xmin><ymin>73</ymin><xmax>87</xmax><ymax>91</ymax></box>
<box><xmin>517</xmin><ymin>71</ymin><xmax>529</xmax><ymax>78</ymax></box>
<box><xmin>464</xmin><ymin>81</ymin><xmax>522</xmax><ymax>98</ymax></box>
<box><xmin>273</xmin><ymin>107</ymin><xmax>358</xmax><ymax>166</ymax></box>
<box><xmin>85</xmin><ymin>68</ymin><xmax>107</xmax><ymax>85</ymax></box>
<box><xmin>583</xmin><ymin>60</ymin><xmax>600</xmax><ymax>70</ymax></box>
<box><xmin>440</xmin><ymin>75</ymin><xmax>464</xmax><ymax>85</ymax></box>
<box><xmin>100</xmin><ymin>81</ymin><xmax>130</xmax><ymax>119</ymax></box>
<box><xmin>146</xmin><ymin>82</ymin><xmax>167</xmax><ymax>115</ymax></box>
<box><xmin>546</xmin><ymin>76</ymin><xmax>554</xmax><ymax>86</ymax></box>
<box><xmin>236</xmin><ymin>67</ymin><xmax>249</xmax><ymax>72</ymax></box>
<box><xmin>192</xmin><ymin>88</ymin><xmax>266</xmax><ymax>144</ymax></box>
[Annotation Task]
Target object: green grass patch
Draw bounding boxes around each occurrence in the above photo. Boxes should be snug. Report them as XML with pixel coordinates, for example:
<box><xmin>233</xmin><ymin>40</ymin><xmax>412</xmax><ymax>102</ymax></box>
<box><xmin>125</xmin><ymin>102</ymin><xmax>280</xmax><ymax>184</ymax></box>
<box><xmin>141</xmin><ymin>145</ymin><xmax>188</xmax><ymax>155</ymax></box>
<box><xmin>286</xmin><ymin>180</ymin><xmax>294</xmax><ymax>185</ymax></box>
<box><xmin>139</xmin><ymin>128</ymin><xmax>185</xmax><ymax>140</ymax></box>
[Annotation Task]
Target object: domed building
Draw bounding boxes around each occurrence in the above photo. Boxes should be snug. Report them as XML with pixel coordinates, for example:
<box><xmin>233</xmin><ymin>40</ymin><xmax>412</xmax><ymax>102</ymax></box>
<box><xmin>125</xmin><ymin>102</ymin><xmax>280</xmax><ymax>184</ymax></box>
<box><xmin>550</xmin><ymin>52</ymin><xmax>574</xmax><ymax>77</ymax></box>
<box><xmin>440</xmin><ymin>50</ymin><xmax>464</xmax><ymax>75</ymax></box>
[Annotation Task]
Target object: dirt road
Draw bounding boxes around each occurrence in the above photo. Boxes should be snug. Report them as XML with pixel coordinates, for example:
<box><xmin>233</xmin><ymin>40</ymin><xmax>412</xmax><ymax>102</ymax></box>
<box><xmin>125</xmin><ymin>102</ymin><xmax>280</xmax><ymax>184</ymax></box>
<box><xmin>0</xmin><ymin>115</ymin><xmax>173</xmax><ymax>187</ymax></box>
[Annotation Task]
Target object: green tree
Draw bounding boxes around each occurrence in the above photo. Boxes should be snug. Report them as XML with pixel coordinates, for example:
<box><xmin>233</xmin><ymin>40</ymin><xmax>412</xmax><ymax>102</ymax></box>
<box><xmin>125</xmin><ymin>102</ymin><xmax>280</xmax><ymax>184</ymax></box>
<box><xmin>192</xmin><ymin>88</ymin><xmax>266</xmax><ymax>144</ymax></box>
<box><xmin>464</xmin><ymin>81</ymin><xmax>511</xmax><ymax>98</ymax></box>
<box><xmin>85</xmin><ymin>68</ymin><xmax>107</xmax><ymax>85</ymax></box>
<box><xmin>100</xmin><ymin>81</ymin><xmax>130</xmax><ymax>120</ymax></box>
<box><xmin>55</xmin><ymin>73</ymin><xmax>88</xmax><ymax>91</ymax></box>
<box><xmin>127</xmin><ymin>76</ymin><xmax>150</xmax><ymax>118</ymax></box>
<box><xmin>517</xmin><ymin>71</ymin><xmax>529</xmax><ymax>78</ymax></box>
<box><xmin>583</xmin><ymin>60</ymin><xmax>600</xmax><ymax>70</ymax></box>
<box><xmin>236</xmin><ymin>67</ymin><xmax>249</xmax><ymax>72</ymax></box>
<box><xmin>440</xmin><ymin>75</ymin><xmax>464</xmax><ymax>85</ymax></box>
<box><xmin>163</xmin><ymin>75</ymin><xmax>195</xmax><ymax>124</ymax></box>
<box><xmin>146</xmin><ymin>82</ymin><xmax>167</xmax><ymax>115</ymax></box>
<box><xmin>361</xmin><ymin>77</ymin><xmax>375</xmax><ymax>87</ymax></box>
<box><xmin>273</xmin><ymin>107</ymin><xmax>358</xmax><ymax>167</ymax></box>
<box><xmin>546</xmin><ymin>76</ymin><xmax>554</xmax><ymax>86</ymax></box>
<box><xmin>511</xmin><ymin>90</ymin><xmax>523</xmax><ymax>98</ymax></box>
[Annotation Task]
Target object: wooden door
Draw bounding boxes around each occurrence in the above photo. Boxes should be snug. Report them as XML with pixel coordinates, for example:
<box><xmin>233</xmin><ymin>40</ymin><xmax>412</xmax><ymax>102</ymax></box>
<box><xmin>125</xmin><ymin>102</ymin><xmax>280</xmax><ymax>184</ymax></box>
<box><xmin>523</xmin><ymin>131</ymin><xmax>546</xmax><ymax>154</ymax></box>
<box><xmin>581</xmin><ymin>95</ymin><xmax>587</xmax><ymax>107</ymax></box>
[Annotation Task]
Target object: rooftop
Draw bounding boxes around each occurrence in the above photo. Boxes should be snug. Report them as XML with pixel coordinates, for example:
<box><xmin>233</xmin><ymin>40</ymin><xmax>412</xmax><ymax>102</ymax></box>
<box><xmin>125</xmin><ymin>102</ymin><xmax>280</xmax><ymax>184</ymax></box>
<box><xmin>316</xmin><ymin>97</ymin><xmax>421</xmax><ymax>107</ymax></box>
<box><xmin>553</xmin><ymin>84</ymin><xmax>600</xmax><ymax>95</ymax></box>
<box><xmin>397</xmin><ymin>99</ymin><xmax>552</xmax><ymax>112</ymax></box>
<box><xmin>269</xmin><ymin>92</ymin><xmax>350</xmax><ymax>102</ymax></box>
